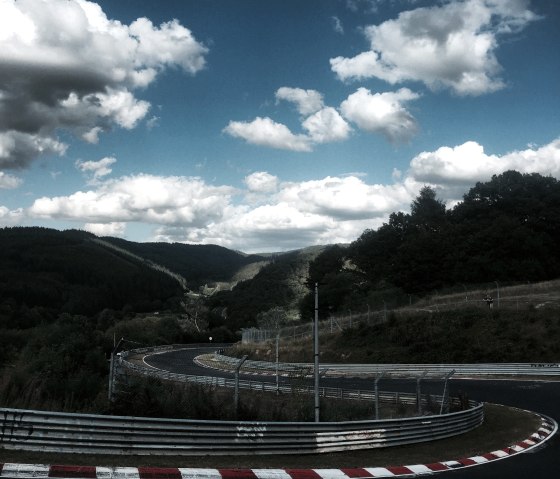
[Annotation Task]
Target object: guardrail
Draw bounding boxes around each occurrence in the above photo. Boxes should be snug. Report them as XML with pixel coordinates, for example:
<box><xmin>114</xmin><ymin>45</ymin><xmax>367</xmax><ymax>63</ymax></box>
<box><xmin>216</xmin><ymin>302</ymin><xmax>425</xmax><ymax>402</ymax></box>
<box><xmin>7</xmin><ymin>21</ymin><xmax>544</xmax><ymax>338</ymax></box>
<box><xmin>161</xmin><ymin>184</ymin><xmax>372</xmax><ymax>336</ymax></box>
<box><xmin>320</xmin><ymin>363</ymin><xmax>560</xmax><ymax>377</ymax></box>
<box><xmin>121</xmin><ymin>355</ymin><xmax>439</xmax><ymax>403</ymax></box>
<box><xmin>202</xmin><ymin>353</ymin><xmax>560</xmax><ymax>378</ymax></box>
<box><xmin>0</xmin><ymin>399</ymin><xmax>483</xmax><ymax>455</ymax></box>
<box><xmin>0</xmin><ymin>346</ymin><xmax>484</xmax><ymax>456</ymax></box>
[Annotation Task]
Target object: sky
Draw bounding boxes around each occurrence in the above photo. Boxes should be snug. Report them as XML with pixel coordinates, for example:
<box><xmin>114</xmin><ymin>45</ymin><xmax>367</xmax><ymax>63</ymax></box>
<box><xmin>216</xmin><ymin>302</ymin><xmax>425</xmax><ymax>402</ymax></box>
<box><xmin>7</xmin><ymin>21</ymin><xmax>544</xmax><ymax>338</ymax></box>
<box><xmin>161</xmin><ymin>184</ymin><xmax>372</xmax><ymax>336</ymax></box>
<box><xmin>0</xmin><ymin>0</ymin><xmax>559</xmax><ymax>253</ymax></box>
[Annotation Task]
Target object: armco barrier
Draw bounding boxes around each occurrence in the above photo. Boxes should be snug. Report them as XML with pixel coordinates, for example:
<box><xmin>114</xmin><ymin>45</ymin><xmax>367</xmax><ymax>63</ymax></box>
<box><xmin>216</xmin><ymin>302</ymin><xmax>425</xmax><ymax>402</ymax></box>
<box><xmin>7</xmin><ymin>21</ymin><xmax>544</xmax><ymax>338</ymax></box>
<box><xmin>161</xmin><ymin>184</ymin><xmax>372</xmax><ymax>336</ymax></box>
<box><xmin>201</xmin><ymin>353</ymin><xmax>560</xmax><ymax>378</ymax></box>
<box><xmin>119</xmin><ymin>352</ymin><xmax>451</xmax><ymax>404</ymax></box>
<box><xmin>0</xmin><ymin>346</ymin><xmax>483</xmax><ymax>456</ymax></box>
<box><xmin>0</xmin><ymin>401</ymin><xmax>483</xmax><ymax>456</ymax></box>
<box><xmin>0</xmin><ymin>346</ymin><xmax>485</xmax><ymax>456</ymax></box>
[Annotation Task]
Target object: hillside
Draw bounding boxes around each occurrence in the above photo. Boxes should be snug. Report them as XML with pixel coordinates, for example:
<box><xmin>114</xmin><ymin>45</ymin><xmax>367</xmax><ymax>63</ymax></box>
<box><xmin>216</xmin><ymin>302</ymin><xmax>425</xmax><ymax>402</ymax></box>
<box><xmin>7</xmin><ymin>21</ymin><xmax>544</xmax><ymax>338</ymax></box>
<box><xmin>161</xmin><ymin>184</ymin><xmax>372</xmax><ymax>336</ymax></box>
<box><xmin>206</xmin><ymin>246</ymin><xmax>326</xmax><ymax>331</ymax></box>
<box><xmin>0</xmin><ymin>227</ymin><xmax>183</xmax><ymax>319</ymax></box>
<box><xmin>100</xmin><ymin>237</ymin><xmax>266</xmax><ymax>290</ymax></box>
<box><xmin>231</xmin><ymin>279</ymin><xmax>560</xmax><ymax>365</ymax></box>
<box><xmin>0</xmin><ymin>227</ymin><xmax>320</xmax><ymax>413</ymax></box>
<box><xmin>2</xmin><ymin>170</ymin><xmax>560</xmax><ymax>415</ymax></box>
<box><xmin>297</xmin><ymin>171</ymin><xmax>560</xmax><ymax>320</ymax></box>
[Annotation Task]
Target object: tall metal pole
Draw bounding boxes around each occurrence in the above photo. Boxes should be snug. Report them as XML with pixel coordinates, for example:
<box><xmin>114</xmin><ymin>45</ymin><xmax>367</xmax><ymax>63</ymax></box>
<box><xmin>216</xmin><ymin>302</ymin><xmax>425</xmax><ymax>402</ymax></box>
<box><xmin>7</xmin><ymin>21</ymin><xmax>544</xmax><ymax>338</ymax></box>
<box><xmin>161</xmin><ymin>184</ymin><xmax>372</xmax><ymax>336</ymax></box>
<box><xmin>234</xmin><ymin>355</ymin><xmax>248</xmax><ymax>415</ymax></box>
<box><xmin>275</xmin><ymin>334</ymin><xmax>280</xmax><ymax>395</ymax></box>
<box><xmin>314</xmin><ymin>282</ymin><xmax>320</xmax><ymax>422</ymax></box>
<box><xmin>108</xmin><ymin>353</ymin><xmax>115</xmax><ymax>402</ymax></box>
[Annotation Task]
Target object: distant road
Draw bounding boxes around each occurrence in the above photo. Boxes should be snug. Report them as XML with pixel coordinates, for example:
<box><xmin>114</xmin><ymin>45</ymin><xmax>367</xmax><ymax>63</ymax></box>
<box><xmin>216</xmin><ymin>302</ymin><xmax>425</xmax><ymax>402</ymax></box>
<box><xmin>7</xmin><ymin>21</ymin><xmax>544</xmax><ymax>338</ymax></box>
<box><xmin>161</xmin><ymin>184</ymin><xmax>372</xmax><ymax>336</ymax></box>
<box><xmin>144</xmin><ymin>347</ymin><xmax>560</xmax><ymax>479</ymax></box>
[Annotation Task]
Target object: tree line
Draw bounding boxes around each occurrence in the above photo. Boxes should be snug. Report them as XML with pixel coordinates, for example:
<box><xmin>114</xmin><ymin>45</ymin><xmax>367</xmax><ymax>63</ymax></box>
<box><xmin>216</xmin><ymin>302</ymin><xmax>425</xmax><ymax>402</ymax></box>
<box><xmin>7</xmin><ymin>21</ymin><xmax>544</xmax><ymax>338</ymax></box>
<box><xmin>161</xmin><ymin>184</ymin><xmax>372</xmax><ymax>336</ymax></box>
<box><xmin>300</xmin><ymin>171</ymin><xmax>560</xmax><ymax>317</ymax></box>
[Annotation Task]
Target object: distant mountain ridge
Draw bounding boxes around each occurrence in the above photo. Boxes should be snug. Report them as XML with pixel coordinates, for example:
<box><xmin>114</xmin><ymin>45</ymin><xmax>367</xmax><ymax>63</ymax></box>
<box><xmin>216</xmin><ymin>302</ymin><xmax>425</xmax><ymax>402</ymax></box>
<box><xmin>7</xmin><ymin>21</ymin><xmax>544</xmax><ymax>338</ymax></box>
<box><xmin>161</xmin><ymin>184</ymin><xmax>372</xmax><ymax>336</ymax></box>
<box><xmin>0</xmin><ymin>227</ymin><xmax>271</xmax><ymax>319</ymax></box>
<box><xmin>99</xmin><ymin>236</ymin><xmax>267</xmax><ymax>291</ymax></box>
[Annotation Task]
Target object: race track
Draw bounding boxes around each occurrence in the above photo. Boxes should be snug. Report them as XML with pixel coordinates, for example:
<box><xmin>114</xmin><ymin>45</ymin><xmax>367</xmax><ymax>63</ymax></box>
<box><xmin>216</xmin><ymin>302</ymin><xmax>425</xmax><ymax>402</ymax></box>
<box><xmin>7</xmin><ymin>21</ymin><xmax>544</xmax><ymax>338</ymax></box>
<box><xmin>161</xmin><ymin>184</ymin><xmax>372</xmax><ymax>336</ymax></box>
<box><xmin>144</xmin><ymin>346</ymin><xmax>560</xmax><ymax>479</ymax></box>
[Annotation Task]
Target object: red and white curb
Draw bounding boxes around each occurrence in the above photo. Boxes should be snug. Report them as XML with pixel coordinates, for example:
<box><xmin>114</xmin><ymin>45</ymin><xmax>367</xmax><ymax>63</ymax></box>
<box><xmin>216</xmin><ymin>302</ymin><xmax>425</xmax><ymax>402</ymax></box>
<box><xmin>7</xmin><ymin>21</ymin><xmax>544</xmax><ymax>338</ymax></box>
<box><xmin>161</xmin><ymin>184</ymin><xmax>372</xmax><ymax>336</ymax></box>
<box><xmin>0</xmin><ymin>416</ymin><xmax>556</xmax><ymax>479</ymax></box>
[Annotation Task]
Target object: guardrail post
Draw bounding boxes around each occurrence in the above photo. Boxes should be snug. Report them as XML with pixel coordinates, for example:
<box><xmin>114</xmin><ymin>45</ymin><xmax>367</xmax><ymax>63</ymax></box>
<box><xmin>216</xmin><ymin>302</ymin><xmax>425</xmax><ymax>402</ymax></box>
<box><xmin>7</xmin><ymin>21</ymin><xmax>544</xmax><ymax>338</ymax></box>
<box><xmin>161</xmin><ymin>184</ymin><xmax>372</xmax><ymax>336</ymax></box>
<box><xmin>234</xmin><ymin>355</ymin><xmax>248</xmax><ymax>415</ymax></box>
<box><xmin>416</xmin><ymin>371</ymin><xmax>428</xmax><ymax>415</ymax></box>
<box><xmin>439</xmin><ymin>370</ymin><xmax>455</xmax><ymax>414</ymax></box>
<box><xmin>374</xmin><ymin>371</ymin><xmax>385</xmax><ymax>419</ymax></box>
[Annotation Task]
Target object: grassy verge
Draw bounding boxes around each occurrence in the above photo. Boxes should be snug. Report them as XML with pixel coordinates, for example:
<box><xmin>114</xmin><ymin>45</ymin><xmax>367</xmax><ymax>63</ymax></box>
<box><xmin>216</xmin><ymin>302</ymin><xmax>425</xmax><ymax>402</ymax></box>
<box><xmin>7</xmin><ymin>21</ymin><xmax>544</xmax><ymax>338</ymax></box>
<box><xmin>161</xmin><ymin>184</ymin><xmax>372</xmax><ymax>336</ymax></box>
<box><xmin>230</xmin><ymin>308</ymin><xmax>560</xmax><ymax>364</ymax></box>
<box><xmin>0</xmin><ymin>403</ymin><xmax>542</xmax><ymax>468</ymax></box>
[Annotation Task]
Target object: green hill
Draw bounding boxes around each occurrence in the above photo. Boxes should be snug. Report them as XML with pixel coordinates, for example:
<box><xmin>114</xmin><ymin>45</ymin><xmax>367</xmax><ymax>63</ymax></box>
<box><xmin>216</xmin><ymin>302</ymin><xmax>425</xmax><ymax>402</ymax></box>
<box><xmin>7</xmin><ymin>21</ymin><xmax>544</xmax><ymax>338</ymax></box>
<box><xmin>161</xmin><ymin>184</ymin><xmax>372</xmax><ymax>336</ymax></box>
<box><xmin>0</xmin><ymin>227</ymin><xmax>182</xmax><ymax>320</ymax></box>
<box><xmin>100</xmin><ymin>237</ymin><xmax>266</xmax><ymax>290</ymax></box>
<box><xmin>298</xmin><ymin>171</ymin><xmax>560</xmax><ymax>319</ymax></box>
<box><xmin>206</xmin><ymin>246</ymin><xmax>326</xmax><ymax>331</ymax></box>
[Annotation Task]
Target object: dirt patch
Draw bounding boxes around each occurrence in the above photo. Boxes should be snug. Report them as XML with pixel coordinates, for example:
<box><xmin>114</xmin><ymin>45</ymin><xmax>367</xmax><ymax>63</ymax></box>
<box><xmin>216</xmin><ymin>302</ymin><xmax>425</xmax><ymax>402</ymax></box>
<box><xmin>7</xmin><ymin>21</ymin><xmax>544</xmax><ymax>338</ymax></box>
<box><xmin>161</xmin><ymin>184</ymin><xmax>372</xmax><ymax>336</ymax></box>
<box><xmin>0</xmin><ymin>403</ymin><xmax>543</xmax><ymax>469</ymax></box>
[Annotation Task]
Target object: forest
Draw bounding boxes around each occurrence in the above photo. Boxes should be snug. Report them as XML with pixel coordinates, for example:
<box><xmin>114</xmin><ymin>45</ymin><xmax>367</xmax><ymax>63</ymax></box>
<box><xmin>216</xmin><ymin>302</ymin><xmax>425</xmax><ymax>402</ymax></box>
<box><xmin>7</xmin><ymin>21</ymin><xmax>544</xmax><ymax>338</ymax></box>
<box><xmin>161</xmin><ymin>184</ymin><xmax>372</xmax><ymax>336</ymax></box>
<box><xmin>0</xmin><ymin>227</ymin><xmax>250</xmax><ymax>412</ymax></box>
<box><xmin>297</xmin><ymin>170</ymin><xmax>560</xmax><ymax>319</ymax></box>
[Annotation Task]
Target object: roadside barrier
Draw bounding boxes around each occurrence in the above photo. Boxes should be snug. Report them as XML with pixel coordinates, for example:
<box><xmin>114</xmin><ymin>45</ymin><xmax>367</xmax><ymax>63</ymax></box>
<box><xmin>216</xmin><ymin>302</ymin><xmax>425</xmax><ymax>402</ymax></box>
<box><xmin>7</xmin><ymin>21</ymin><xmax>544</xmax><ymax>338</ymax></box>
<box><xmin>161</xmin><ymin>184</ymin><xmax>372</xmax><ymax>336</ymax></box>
<box><xmin>0</xmin><ymin>346</ymin><xmax>485</xmax><ymax>456</ymax></box>
<box><xmin>0</xmin><ymin>400</ymin><xmax>483</xmax><ymax>455</ymax></box>
<box><xmin>202</xmin><ymin>353</ymin><xmax>560</xmax><ymax>378</ymax></box>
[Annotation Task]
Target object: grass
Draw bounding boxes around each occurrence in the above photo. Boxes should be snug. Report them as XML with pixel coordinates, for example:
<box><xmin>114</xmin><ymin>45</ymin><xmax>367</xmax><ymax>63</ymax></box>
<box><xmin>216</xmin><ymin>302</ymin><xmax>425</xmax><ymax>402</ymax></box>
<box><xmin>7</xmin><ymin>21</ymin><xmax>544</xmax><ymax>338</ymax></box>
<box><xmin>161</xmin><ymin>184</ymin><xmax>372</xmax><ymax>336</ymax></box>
<box><xmin>230</xmin><ymin>306</ymin><xmax>560</xmax><ymax>365</ymax></box>
<box><xmin>0</xmin><ymin>403</ymin><xmax>542</xmax><ymax>468</ymax></box>
<box><xmin>231</xmin><ymin>280</ymin><xmax>560</xmax><ymax>366</ymax></box>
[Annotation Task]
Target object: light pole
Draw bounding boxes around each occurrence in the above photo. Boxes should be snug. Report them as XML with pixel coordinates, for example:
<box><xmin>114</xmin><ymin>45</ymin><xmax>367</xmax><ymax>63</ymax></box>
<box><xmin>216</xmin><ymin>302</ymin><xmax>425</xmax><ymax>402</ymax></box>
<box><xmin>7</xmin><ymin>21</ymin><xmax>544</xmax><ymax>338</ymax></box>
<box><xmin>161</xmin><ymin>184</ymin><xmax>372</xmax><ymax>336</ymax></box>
<box><xmin>314</xmin><ymin>282</ymin><xmax>320</xmax><ymax>422</ymax></box>
<box><xmin>495</xmin><ymin>281</ymin><xmax>500</xmax><ymax>308</ymax></box>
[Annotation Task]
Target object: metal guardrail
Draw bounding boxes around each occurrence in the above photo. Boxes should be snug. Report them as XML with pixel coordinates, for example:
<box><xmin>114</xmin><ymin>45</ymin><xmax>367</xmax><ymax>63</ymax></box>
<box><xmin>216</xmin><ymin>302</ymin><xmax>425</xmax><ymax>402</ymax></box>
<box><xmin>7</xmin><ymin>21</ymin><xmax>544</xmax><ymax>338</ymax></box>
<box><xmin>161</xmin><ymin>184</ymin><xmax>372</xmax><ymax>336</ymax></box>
<box><xmin>204</xmin><ymin>353</ymin><xmax>560</xmax><ymax>378</ymax></box>
<box><xmin>320</xmin><ymin>363</ymin><xmax>560</xmax><ymax>377</ymax></box>
<box><xmin>0</xmin><ymin>400</ymin><xmax>483</xmax><ymax>455</ymax></box>
<box><xmin>120</xmin><ymin>356</ymin><xmax>438</xmax><ymax>404</ymax></box>
<box><xmin>0</xmin><ymin>346</ymin><xmax>483</xmax><ymax>456</ymax></box>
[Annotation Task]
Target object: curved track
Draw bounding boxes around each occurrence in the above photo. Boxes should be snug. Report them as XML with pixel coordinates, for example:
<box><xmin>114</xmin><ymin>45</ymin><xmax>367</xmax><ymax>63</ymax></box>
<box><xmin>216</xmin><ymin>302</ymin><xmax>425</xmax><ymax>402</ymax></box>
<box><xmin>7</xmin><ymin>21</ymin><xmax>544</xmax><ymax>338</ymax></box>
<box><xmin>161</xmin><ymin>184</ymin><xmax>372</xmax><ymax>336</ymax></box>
<box><xmin>144</xmin><ymin>346</ymin><xmax>560</xmax><ymax>479</ymax></box>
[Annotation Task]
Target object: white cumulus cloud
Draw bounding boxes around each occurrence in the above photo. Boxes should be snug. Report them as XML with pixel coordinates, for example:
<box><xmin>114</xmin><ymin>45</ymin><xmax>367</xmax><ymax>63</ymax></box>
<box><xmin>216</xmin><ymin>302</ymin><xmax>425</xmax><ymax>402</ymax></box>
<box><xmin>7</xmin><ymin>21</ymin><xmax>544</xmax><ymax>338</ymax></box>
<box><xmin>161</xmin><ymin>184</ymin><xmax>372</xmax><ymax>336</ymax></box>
<box><xmin>226</xmin><ymin>88</ymin><xmax>352</xmax><ymax>151</ymax></box>
<box><xmin>15</xmin><ymin>137</ymin><xmax>560</xmax><ymax>253</ymax></box>
<box><xmin>0</xmin><ymin>0</ymin><xmax>208</xmax><ymax>169</ymax></box>
<box><xmin>29</xmin><ymin>174</ymin><xmax>234</xmax><ymax>226</ymax></box>
<box><xmin>84</xmin><ymin>222</ymin><xmax>126</xmax><ymax>237</ymax></box>
<box><xmin>275</xmin><ymin>87</ymin><xmax>325</xmax><ymax>116</ymax></box>
<box><xmin>245</xmin><ymin>172</ymin><xmax>279</xmax><ymax>194</ymax></box>
<box><xmin>75</xmin><ymin>156</ymin><xmax>117</xmax><ymax>183</ymax></box>
<box><xmin>330</xmin><ymin>0</ymin><xmax>538</xmax><ymax>95</ymax></box>
<box><xmin>409</xmin><ymin>138</ymin><xmax>560</xmax><ymax>187</ymax></box>
<box><xmin>223</xmin><ymin>117</ymin><xmax>312</xmax><ymax>152</ymax></box>
<box><xmin>341</xmin><ymin>87</ymin><xmax>420</xmax><ymax>143</ymax></box>
<box><xmin>0</xmin><ymin>172</ymin><xmax>23</xmax><ymax>189</ymax></box>
<box><xmin>302</xmin><ymin>107</ymin><xmax>352</xmax><ymax>144</ymax></box>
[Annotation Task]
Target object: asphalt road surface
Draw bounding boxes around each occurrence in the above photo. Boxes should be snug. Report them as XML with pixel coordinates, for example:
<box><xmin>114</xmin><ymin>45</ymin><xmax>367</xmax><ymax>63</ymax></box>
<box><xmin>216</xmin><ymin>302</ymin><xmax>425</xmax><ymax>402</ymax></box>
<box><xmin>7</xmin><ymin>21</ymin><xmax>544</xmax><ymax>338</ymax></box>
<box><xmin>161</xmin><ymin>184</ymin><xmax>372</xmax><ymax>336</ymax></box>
<box><xmin>144</xmin><ymin>346</ymin><xmax>559</xmax><ymax>479</ymax></box>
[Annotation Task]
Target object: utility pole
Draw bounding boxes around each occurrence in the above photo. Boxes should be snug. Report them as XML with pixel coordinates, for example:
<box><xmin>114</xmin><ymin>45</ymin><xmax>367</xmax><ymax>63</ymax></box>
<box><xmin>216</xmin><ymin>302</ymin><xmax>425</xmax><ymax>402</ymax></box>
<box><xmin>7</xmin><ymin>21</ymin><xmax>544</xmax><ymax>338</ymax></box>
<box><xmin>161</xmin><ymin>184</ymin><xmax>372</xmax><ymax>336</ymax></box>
<box><xmin>314</xmin><ymin>282</ymin><xmax>320</xmax><ymax>422</ymax></box>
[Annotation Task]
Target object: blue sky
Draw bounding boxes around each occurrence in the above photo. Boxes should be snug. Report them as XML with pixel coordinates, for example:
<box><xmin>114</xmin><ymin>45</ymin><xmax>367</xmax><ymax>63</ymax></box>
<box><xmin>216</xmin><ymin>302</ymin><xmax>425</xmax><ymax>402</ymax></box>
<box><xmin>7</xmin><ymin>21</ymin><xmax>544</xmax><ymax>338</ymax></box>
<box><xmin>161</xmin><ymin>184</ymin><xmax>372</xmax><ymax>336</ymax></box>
<box><xmin>0</xmin><ymin>0</ymin><xmax>559</xmax><ymax>252</ymax></box>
